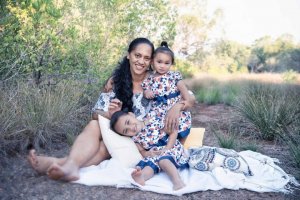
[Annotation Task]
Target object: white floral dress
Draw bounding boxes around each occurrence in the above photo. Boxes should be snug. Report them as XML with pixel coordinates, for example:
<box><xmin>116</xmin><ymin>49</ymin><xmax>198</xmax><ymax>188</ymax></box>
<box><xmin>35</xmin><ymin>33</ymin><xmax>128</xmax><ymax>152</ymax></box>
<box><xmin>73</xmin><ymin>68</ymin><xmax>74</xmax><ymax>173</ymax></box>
<box><xmin>132</xmin><ymin>116</ymin><xmax>189</xmax><ymax>173</ymax></box>
<box><xmin>141</xmin><ymin>71</ymin><xmax>192</xmax><ymax>138</ymax></box>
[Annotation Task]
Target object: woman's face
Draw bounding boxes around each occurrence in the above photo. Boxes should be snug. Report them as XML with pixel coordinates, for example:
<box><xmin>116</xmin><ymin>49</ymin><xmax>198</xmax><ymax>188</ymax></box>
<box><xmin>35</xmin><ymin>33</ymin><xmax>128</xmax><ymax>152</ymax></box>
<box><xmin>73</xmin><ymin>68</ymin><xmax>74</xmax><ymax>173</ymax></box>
<box><xmin>127</xmin><ymin>43</ymin><xmax>152</xmax><ymax>77</ymax></box>
<box><xmin>114</xmin><ymin>113</ymin><xmax>143</xmax><ymax>137</ymax></box>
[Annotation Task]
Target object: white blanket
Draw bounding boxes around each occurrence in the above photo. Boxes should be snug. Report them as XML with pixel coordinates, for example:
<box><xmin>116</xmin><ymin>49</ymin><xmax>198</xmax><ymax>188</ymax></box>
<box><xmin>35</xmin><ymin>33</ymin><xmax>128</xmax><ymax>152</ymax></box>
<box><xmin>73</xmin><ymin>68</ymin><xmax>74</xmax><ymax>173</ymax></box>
<box><xmin>74</xmin><ymin>150</ymin><xmax>299</xmax><ymax>196</ymax></box>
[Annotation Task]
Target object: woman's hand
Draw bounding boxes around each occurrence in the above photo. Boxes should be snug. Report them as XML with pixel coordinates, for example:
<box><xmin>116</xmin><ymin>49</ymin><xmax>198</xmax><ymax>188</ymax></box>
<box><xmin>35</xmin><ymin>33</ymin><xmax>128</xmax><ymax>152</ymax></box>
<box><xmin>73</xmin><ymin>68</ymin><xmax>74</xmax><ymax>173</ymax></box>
<box><xmin>164</xmin><ymin>103</ymin><xmax>183</xmax><ymax>133</ymax></box>
<box><xmin>108</xmin><ymin>98</ymin><xmax>123</xmax><ymax>119</ymax></box>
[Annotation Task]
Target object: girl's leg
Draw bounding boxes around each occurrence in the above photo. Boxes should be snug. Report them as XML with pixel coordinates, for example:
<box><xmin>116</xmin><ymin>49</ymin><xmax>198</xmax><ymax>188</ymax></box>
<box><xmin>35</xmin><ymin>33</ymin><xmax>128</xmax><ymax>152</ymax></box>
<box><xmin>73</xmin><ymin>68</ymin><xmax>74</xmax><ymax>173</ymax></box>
<box><xmin>158</xmin><ymin>159</ymin><xmax>185</xmax><ymax>190</ymax></box>
<box><xmin>131</xmin><ymin>166</ymin><xmax>154</xmax><ymax>186</ymax></box>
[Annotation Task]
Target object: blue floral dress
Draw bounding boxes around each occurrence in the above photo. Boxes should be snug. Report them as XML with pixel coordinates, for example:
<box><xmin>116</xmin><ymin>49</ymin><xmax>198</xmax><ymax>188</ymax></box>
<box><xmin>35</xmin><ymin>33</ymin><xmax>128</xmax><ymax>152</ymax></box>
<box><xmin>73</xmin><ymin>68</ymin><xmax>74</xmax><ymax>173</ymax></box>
<box><xmin>141</xmin><ymin>71</ymin><xmax>192</xmax><ymax>138</ymax></box>
<box><xmin>132</xmin><ymin>116</ymin><xmax>189</xmax><ymax>173</ymax></box>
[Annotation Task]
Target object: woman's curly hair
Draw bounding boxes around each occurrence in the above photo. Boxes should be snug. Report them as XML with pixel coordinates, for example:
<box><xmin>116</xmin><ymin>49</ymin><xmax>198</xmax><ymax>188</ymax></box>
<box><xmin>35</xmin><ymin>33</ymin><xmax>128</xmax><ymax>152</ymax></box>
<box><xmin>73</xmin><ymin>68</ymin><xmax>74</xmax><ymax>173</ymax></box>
<box><xmin>112</xmin><ymin>38</ymin><xmax>154</xmax><ymax>112</ymax></box>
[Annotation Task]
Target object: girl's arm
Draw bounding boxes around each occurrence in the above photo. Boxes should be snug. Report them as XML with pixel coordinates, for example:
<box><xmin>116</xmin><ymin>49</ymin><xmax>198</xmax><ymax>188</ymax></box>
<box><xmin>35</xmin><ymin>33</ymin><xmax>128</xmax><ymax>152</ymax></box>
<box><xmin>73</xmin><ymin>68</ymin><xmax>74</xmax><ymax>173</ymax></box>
<box><xmin>164</xmin><ymin>80</ymin><xmax>195</xmax><ymax>132</ymax></box>
<box><xmin>164</xmin><ymin>130</ymin><xmax>178</xmax><ymax>151</ymax></box>
<box><xmin>177</xmin><ymin>80</ymin><xmax>195</xmax><ymax>110</ymax></box>
<box><xmin>136</xmin><ymin>143</ymin><xmax>161</xmax><ymax>158</ymax></box>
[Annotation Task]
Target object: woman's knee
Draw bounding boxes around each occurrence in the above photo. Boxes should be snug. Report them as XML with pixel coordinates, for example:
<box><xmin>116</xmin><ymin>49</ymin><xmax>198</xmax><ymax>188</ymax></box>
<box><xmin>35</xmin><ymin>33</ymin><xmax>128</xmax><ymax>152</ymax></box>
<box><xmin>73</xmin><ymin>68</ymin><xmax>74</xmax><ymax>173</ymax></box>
<box><xmin>82</xmin><ymin>120</ymin><xmax>101</xmax><ymax>138</ymax></box>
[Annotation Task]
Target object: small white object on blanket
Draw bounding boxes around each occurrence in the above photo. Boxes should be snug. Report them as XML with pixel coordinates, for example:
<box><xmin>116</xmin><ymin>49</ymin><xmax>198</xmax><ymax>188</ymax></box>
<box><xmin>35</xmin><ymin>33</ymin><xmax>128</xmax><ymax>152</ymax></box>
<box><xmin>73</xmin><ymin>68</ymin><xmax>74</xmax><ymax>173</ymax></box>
<box><xmin>74</xmin><ymin>149</ymin><xmax>298</xmax><ymax>196</ymax></box>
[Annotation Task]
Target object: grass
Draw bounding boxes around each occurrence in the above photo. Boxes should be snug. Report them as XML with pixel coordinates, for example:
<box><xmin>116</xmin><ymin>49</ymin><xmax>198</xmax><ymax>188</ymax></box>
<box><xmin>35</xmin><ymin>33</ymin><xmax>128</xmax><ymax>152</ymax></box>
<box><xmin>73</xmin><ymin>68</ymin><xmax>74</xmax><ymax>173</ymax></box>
<box><xmin>186</xmin><ymin>73</ymin><xmax>300</xmax><ymax>106</ymax></box>
<box><xmin>0</xmin><ymin>79</ymin><xmax>100</xmax><ymax>154</ymax></box>
<box><xmin>235</xmin><ymin>83</ymin><xmax>300</xmax><ymax>140</ymax></box>
<box><xmin>210</xmin><ymin>124</ymin><xmax>238</xmax><ymax>150</ymax></box>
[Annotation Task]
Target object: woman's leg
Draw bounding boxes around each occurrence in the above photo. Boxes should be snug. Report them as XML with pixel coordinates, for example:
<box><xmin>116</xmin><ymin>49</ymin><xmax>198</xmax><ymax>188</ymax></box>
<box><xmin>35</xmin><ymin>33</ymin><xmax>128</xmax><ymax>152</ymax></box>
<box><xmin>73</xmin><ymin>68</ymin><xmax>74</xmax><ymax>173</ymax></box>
<box><xmin>28</xmin><ymin>120</ymin><xmax>110</xmax><ymax>181</ymax></box>
<box><xmin>47</xmin><ymin>120</ymin><xmax>111</xmax><ymax>181</ymax></box>
<box><xmin>158</xmin><ymin>159</ymin><xmax>185</xmax><ymax>190</ymax></box>
<box><xmin>28</xmin><ymin>139</ymin><xmax>110</xmax><ymax>175</ymax></box>
<box><xmin>27</xmin><ymin>149</ymin><xmax>67</xmax><ymax>174</ymax></box>
<box><xmin>131</xmin><ymin>166</ymin><xmax>154</xmax><ymax>186</ymax></box>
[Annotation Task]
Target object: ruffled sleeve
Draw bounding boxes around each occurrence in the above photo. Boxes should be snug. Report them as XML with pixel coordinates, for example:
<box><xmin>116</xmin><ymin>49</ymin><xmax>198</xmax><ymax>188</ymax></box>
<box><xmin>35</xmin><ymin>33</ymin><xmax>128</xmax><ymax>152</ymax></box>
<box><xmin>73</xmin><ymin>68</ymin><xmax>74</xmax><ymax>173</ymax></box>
<box><xmin>173</xmin><ymin>71</ymin><xmax>183</xmax><ymax>85</ymax></box>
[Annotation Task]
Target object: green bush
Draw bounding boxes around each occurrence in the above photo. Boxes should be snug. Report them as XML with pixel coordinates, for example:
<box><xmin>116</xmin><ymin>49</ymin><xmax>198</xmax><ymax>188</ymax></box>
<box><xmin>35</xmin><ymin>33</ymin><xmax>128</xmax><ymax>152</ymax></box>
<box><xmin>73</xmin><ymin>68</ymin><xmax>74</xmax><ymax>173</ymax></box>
<box><xmin>0</xmin><ymin>79</ymin><xmax>98</xmax><ymax>154</ymax></box>
<box><xmin>235</xmin><ymin>83</ymin><xmax>300</xmax><ymax>140</ymax></box>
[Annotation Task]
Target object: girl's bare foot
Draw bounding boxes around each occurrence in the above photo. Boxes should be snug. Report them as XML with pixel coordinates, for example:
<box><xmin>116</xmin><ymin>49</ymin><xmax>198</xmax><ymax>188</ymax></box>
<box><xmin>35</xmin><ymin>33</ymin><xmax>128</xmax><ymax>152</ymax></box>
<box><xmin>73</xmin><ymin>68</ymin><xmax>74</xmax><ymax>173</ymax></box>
<box><xmin>131</xmin><ymin>167</ymin><xmax>145</xmax><ymax>186</ymax></box>
<box><xmin>27</xmin><ymin>149</ymin><xmax>56</xmax><ymax>174</ymax></box>
<box><xmin>173</xmin><ymin>179</ymin><xmax>186</xmax><ymax>190</ymax></box>
<box><xmin>47</xmin><ymin>160</ymin><xmax>79</xmax><ymax>181</ymax></box>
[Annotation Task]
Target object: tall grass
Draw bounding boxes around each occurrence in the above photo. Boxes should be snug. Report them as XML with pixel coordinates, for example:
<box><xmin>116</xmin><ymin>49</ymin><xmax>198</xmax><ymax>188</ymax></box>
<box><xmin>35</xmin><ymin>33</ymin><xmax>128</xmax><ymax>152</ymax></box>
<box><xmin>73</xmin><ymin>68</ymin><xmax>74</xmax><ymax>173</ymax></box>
<box><xmin>191</xmin><ymin>78</ymin><xmax>242</xmax><ymax>105</ymax></box>
<box><xmin>235</xmin><ymin>83</ymin><xmax>300</xmax><ymax>140</ymax></box>
<box><xmin>0</xmin><ymin>80</ymin><xmax>98</xmax><ymax>154</ymax></box>
<box><xmin>210</xmin><ymin>124</ymin><xmax>238</xmax><ymax>150</ymax></box>
<box><xmin>280</xmin><ymin>118</ymin><xmax>300</xmax><ymax>168</ymax></box>
<box><xmin>186</xmin><ymin>73</ymin><xmax>300</xmax><ymax>106</ymax></box>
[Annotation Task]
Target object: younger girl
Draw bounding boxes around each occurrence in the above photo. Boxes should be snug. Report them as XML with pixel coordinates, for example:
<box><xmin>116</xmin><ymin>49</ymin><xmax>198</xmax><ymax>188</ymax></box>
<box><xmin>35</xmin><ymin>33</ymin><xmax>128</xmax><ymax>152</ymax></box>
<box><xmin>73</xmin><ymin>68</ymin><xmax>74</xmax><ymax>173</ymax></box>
<box><xmin>142</xmin><ymin>41</ymin><xmax>192</xmax><ymax>143</ymax></box>
<box><xmin>110</xmin><ymin>110</ymin><xmax>189</xmax><ymax>191</ymax></box>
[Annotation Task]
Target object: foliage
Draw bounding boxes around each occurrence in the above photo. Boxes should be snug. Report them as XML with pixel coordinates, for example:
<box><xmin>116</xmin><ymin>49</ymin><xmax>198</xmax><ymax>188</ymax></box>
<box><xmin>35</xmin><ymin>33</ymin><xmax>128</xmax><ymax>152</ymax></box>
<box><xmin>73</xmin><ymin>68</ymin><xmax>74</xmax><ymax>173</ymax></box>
<box><xmin>282</xmin><ymin>69</ymin><xmax>298</xmax><ymax>83</ymax></box>
<box><xmin>0</xmin><ymin>79</ymin><xmax>98</xmax><ymax>154</ymax></box>
<box><xmin>235</xmin><ymin>83</ymin><xmax>300</xmax><ymax>140</ymax></box>
<box><xmin>0</xmin><ymin>0</ymin><xmax>177</xmax><ymax>83</ymax></box>
<box><xmin>173</xmin><ymin>59</ymin><xmax>198</xmax><ymax>78</ymax></box>
<box><xmin>192</xmin><ymin>79</ymin><xmax>240</xmax><ymax>105</ymax></box>
<box><xmin>210</xmin><ymin>124</ymin><xmax>238</xmax><ymax>150</ymax></box>
<box><xmin>248</xmin><ymin>34</ymin><xmax>300</xmax><ymax>73</ymax></box>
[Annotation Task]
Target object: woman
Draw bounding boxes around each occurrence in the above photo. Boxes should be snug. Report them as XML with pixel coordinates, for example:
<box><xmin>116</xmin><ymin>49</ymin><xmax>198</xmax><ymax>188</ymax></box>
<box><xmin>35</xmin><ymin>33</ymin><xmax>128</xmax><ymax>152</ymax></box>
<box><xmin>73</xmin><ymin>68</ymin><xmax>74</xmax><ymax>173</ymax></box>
<box><xmin>27</xmin><ymin>38</ymin><xmax>195</xmax><ymax>181</ymax></box>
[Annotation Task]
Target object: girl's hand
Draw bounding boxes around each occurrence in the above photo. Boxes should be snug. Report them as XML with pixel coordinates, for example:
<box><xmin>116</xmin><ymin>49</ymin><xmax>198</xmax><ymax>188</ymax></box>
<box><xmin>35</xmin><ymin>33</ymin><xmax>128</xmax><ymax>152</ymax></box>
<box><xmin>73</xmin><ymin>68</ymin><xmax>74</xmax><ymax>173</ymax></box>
<box><xmin>108</xmin><ymin>98</ymin><xmax>123</xmax><ymax>118</ymax></box>
<box><xmin>144</xmin><ymin>89</ymin><xmax>155</xmax><ymax>99</ymax></box>
<box><xmin>159</xmin><ymin>148</ymin><xmax>168</xmax><ymax>156</ymax></box>
<box><xmin>147</xmin><ymin>147</ymin><xmax>161</xmax><ymax>157</ymax></box>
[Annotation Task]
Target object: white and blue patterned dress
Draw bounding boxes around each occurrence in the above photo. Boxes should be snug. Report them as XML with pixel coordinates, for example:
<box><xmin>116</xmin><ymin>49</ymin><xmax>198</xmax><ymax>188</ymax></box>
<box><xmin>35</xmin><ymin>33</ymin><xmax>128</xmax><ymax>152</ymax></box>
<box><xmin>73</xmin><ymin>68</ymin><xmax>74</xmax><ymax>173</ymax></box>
<box><xmin>92</xmin><ymin>91</ymin><xmax>151</xmax><ymax>121</ymax></box>
<box><xmin>132</xmin><ymin>116</ymin><xmax>189</xmax><ymax>173</ymax></box>
<box><xmin>141</xmin><ymin>71</ymin><xmax>192</xmax><ymax>138</ymax></box>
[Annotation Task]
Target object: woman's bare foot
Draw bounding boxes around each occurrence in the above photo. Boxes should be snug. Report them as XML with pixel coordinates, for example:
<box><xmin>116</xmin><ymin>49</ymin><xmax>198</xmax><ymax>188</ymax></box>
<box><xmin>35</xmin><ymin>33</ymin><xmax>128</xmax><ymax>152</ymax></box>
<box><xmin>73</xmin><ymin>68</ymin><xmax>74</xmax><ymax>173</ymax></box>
<box><xmin>173</xmin><ymin>179</ymin><xmax>186</xmax><ymax>191</ymax></box>
<box><xmin>131</xmin><ymin>167</ymin><xmax>145</xmax><ymax>186</ymax></box>
<box><xmin>27</xmin><ymin>149</ymin><xmax>57</xmax><ymax>174</ymax></box>
<box><xmin>47</xmin><ymin>160</ymin><xmax>79</xmax><ymax>181</ymax></box>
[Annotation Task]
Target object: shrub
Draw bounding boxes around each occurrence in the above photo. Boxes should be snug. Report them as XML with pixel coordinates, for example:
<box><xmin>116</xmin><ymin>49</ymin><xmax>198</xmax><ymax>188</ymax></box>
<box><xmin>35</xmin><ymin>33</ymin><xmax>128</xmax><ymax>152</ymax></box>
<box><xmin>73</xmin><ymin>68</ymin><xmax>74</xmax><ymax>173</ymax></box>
<box><xmin>235</xmin><ymin>83</ymin><xmax>300</xmax><ymax>140</ymax></box>
<box><xmin>0</xmin><ymin>79</ymin><xmax>98</xmax><ymax>154</ymax></box>
<box><xmin>210</xmin><ymin>125</ymin><xmax>238</xmax><ymax>150</ymax></box>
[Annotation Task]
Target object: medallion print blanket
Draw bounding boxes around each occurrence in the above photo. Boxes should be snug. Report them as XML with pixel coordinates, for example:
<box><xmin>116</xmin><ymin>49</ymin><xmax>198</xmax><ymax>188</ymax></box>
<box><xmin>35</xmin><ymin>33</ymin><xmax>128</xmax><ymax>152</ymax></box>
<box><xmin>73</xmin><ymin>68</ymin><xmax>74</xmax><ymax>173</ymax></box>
<box><xmin>74</xmin><ymin>147</ymin><xmax>299</xmax><ymax>196</ymax></box>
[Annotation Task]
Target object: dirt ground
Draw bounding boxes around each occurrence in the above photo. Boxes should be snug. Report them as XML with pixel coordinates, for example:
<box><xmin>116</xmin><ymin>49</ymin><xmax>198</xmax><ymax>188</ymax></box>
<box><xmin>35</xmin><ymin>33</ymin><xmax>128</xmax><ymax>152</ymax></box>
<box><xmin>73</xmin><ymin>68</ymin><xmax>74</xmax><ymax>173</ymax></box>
<box><xmin>0</xmin><ymin>103</ymin><xmax>299</xmax><ymax>200</ymax></box>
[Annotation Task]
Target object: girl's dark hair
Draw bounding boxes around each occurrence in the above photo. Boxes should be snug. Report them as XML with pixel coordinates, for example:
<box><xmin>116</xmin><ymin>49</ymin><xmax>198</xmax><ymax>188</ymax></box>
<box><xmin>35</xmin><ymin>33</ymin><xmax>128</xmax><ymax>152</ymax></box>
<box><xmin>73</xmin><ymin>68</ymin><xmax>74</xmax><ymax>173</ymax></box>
<box><xmin>153</xmin><ymin>41</ymin><xmax>175</xmax><ymax>64</ymax></box>
<box><xmin>112</xmin><ymin>38</ymin><xmax>154</xmax><ymax>112</ymax></box>
<box><xmin>110</xmin><ymin>110</ymin><xmax>128</xmax><ymax>134</ymax></box>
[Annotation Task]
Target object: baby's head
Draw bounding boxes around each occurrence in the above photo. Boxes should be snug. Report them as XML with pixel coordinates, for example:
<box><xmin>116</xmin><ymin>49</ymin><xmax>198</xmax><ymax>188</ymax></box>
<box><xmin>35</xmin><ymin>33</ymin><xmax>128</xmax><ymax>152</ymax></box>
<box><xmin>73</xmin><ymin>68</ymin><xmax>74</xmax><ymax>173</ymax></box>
<box><xmin>152</xmin><ymin>41</ymin><xmax>175</xmax><ymax>75</ymax></box>
<box><xmin>110</xmin><ymin>111</ymin><xmax>143</xmax><ymax>137</ymax></box>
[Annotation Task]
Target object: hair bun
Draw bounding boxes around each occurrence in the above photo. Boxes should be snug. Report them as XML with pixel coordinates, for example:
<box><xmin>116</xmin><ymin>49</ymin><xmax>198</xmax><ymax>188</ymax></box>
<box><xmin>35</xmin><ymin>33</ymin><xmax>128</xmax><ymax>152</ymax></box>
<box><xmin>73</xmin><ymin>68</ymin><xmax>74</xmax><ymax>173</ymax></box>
<box><xmin>161</xmin><ymin>41</ymin><xmax>168</xmax><ymax>48</ymax></box>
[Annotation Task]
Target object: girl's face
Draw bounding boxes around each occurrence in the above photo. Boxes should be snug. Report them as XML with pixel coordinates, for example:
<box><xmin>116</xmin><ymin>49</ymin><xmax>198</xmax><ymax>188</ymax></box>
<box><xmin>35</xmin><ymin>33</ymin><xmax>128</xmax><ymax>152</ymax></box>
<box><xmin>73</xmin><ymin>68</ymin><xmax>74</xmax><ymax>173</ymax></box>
<box><xmin>114</xmin><ymin>113</ymin><xmax>144</xmax><ymax>137</ymax></box>
<box><xmin>152</xmin><ymin>52</ymin><xmax>172</xmax><ymax>75</ymax></box>
<box><xmin>127</xmin><ymin>43</ymin><xmax>152</xmax><ymax>77</ymax></box>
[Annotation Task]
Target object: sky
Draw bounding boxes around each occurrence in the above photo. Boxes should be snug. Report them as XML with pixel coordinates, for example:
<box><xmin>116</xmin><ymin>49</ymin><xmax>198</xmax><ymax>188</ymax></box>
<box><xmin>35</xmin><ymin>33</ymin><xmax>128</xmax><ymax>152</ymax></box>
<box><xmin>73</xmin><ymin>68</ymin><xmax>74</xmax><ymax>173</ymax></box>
<box><xmin>207</xmin><ymin>0</ymin><xmax>300</xmax><ymax>45</ymax></box>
